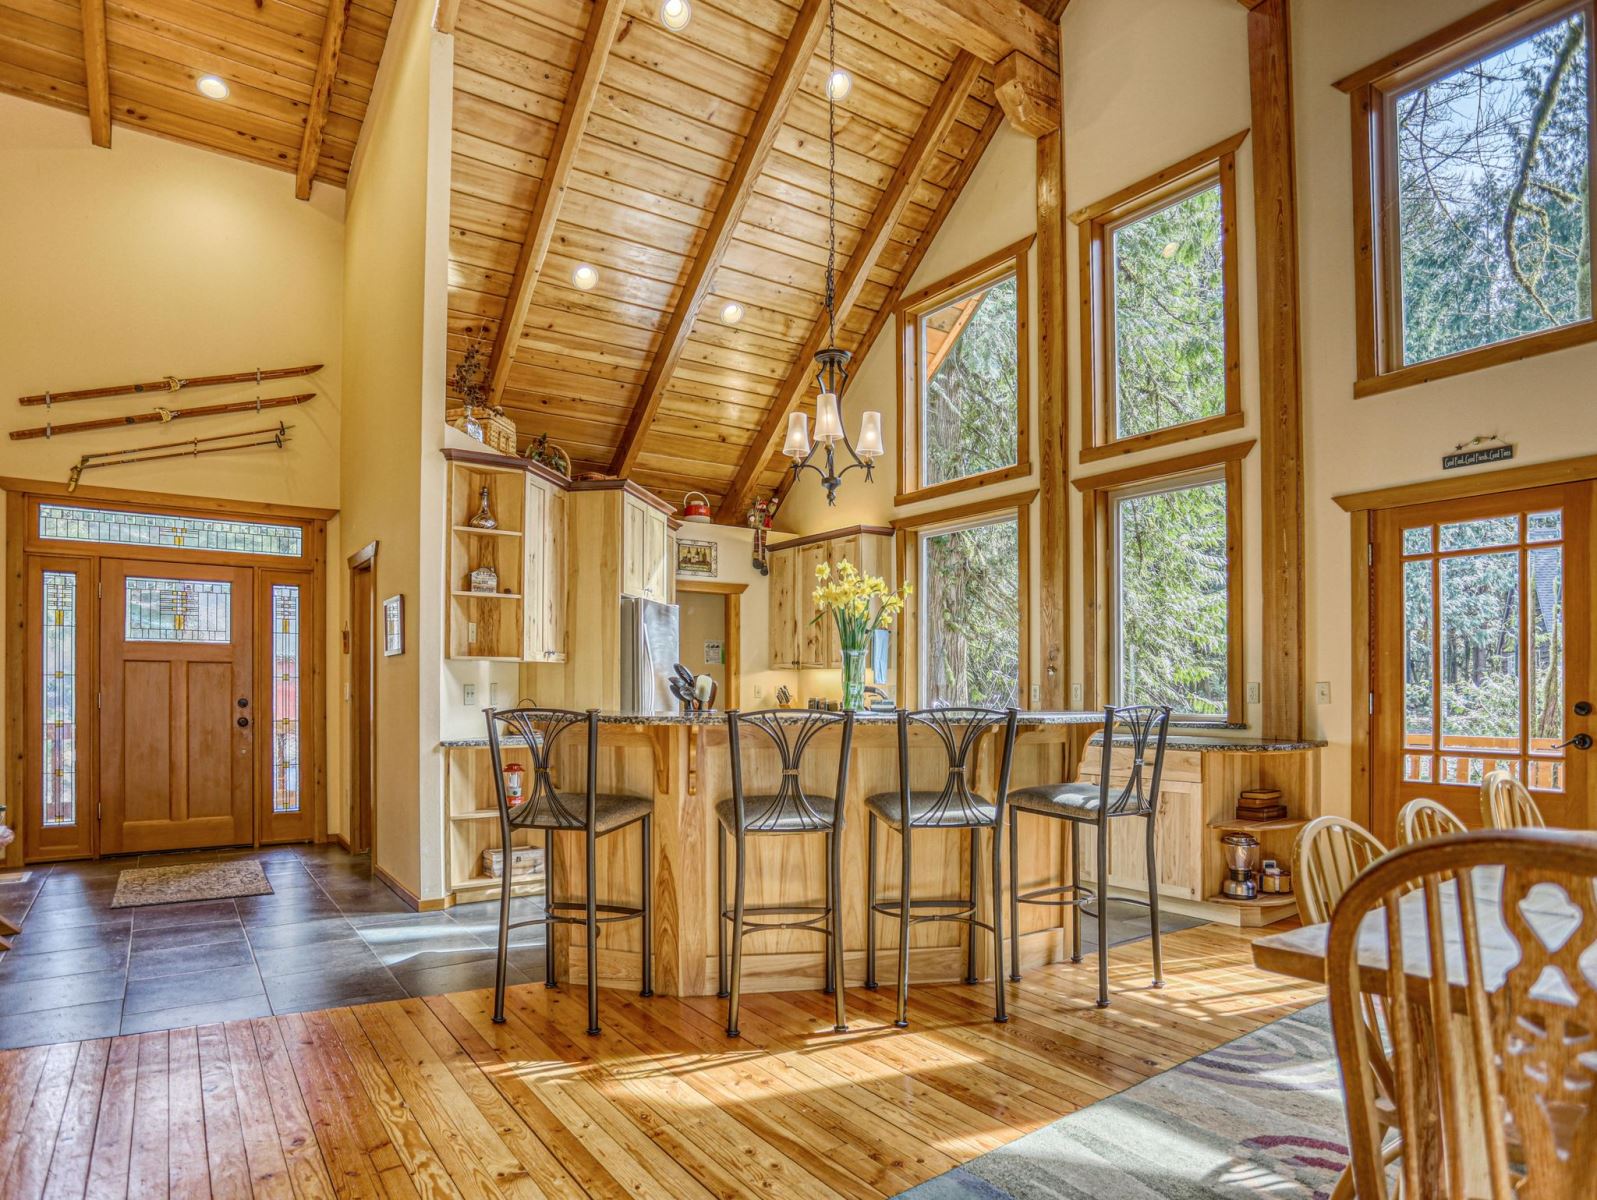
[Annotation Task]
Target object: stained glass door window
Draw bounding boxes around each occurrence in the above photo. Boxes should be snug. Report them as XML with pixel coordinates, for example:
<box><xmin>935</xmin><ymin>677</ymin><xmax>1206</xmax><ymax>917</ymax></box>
<box><xmin>270</xmin><ymin>584</ymin><xmax>302</xmax><ymax>815</ymax></box>
<box><xmin>41</xmin><ymin>571</ymin><xmax>78</xmax><ymax>827</ymax></box>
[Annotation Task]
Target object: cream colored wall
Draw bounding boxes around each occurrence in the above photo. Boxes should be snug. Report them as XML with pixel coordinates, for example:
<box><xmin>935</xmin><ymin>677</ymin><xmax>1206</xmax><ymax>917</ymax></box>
<box><xmin>340</xmin><ymin>0</ymin><xmax>455</xmax><ymax>900</ymax></box>
<box><xmin>1294</xmin><ymin>0</ymin><xmax>1597</xmax><ymax>813</ymax></box>
<box><xmin>674</xmin><ymin>523</ymin><xmax>780</xmax><ymax>707</ymax></box>
<box><xmin>0</xmin><ymin>94</ymin><xmax>346</xmax><ymax>849</ymax></box>
<box><xmin>679</xmin><ymin>592</ymin><xmax>728</xmax><ymax>696</ymax></box>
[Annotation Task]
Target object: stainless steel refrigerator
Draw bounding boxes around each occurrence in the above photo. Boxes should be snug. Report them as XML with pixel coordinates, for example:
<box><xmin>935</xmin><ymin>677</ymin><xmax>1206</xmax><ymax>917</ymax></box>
<box><xmin>619</xmin><ymin>596</ymin><xmax>680</xmax><ymax>714</ymax></box>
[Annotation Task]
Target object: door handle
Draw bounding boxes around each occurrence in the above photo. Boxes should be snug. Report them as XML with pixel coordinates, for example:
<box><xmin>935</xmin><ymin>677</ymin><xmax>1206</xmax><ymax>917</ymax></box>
<box><xmin>1556</xmin><ymin>733</ymin><xmax>1593</xmax><ymax>751</ymax></box>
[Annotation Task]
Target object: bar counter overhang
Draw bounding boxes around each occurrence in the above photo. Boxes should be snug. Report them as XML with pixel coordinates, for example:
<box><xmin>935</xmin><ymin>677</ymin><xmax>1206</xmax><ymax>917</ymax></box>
<box><xmin>442</xmin><ymin>712</ymin><xmax>1325</xmax><ymax>997</ymax></box>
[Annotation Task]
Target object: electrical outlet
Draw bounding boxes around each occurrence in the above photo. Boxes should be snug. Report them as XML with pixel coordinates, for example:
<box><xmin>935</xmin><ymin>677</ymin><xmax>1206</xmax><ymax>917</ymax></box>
<box><xmin>1030</xmin><ymin>683</ymin><xmax>1040</xmax><ymax>706</ymax></box>
<box><xmin>1316</xmin><ymin>681</ymin><xmax>1332</xmax><ymax>705</ymax></box>
<box><xmin>1070</xmin><ymin>682</ymin><xmax>1083</xmax><ymax>707</ymax></box>
<box><xmin>1246</xmin><ymin>681</ymin><xmax>1260</xmax><ymax>705</ymax></box>
<box><xmin>467</xmin><ymin>621</ymin><xmax>478</xmax><ymax>643</ymax></box>
<box><xmin>462</xmin><ymin>683</ymin><xmax>477</xmax><ymax>707</ymax></box>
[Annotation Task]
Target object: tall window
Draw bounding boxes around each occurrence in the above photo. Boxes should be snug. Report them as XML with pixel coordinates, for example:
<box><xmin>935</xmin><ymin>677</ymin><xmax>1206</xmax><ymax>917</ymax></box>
<box><xmin>1076</xmin><ymin>133</ymin><xmax>1243</xmax><ymax>461</ymax></box>
<box><xmin>41</xmin><ymin>571</ymin><xmax>77</xmax><ymax>828</ymax></box>
<box><xmin>1340</xmin><ymin>1</ymin><xmax>1596</xmax><ymax>394</ymax></box>
<box><xmin>897</xmin><ymin>239</ymin><xmax>1032</xmax><ymax>504</ymax></box>
<box><xmin>915</xmin><ymin>510</ymin><xmax>1026</xmax><ymax>707</ymax></box>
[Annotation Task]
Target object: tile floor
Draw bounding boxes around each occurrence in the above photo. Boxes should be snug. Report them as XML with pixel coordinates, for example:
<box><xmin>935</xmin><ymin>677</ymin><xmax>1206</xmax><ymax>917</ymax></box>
<box><xmin>0</xmin><ymin>844</ymin><xmax>546</xmax><ymax>1050</ymax></box>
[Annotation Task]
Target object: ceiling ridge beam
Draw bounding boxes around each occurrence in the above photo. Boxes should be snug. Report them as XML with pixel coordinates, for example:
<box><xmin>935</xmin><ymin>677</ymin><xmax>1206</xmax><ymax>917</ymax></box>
<box><xmin>485</xmin><ymin>0</ymin><xmax>629</xmax><ymax>406</ymax></box>
<box><xmin>296</xmin><ymin>0</ymin><xmax>352</xmax><ymax>201</ymax></box>
<box><xmin>768</xmin><ymin>100</ymin><xmax>1004</xmax><ymax>513</ymax></box>
<box><xmin>890</xmin><ymin>0</ymin><xmax>1058</xmax><ymax>68</ymax></box>
<box><xmin>607</xmin><ymin>0</ymin><xmax>829</xmax><ymax>477</ymax></box>
<box><xmin>718</xmin><ymin>50</ymin><xmax>985</xmax><ymax>522</ymax></box>
<box><xmin>80</xmin><ymin>0</ymin><xmax>110</xmax><ymax>148</ymax></box>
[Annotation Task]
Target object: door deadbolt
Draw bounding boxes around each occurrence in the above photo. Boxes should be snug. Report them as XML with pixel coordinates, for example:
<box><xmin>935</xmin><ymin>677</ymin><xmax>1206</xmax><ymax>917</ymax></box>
<box><xmin>237</xmin><ymin>716</ymin><xmax>251</xmax><ymax>728</ymax></box>
<box><xmin>1574</xmin><ymin>700</ymin><xmax>1593</xmax><ymax>717</ymax></box>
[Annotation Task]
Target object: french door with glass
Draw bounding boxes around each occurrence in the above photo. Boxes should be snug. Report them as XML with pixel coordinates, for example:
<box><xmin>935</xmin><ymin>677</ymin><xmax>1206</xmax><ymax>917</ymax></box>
<box><xmin>1372</xmin><ymin>482</ymin><xmax>1594</xmax><ymax>836</ymax></box>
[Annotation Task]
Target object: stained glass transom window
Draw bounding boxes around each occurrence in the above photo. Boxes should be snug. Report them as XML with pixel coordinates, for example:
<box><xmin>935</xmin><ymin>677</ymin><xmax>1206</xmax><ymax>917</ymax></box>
<box><xmin>40</xmin><ymin>504</ymin><xmax>302</xmax><ymax>557</ymax></box>
<box><xmin>125</xmin><ymin>578</ymin><xmax>232</xmax><ymax>644</ymax></box>
<box><xmin>271</xmin><ymin>584</ymin><xmax>302</xmax><ymax>815</ymax></box>
<box><xmin>42</xmin><ymin>571</ymin><xmax>78</xmax><ymax>828</ymax></box>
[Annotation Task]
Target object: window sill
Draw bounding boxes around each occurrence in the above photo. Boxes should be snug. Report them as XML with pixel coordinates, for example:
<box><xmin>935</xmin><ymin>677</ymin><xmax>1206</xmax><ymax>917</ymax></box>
<box><xmin>1355</xmin><ymin>319</ymin><xmax>1597</xmax><ymax>399</ymax></box>
<box><xmin>1079</xmin><ymin>410</ymin><xmax>1245</xmax><ymax>465</ymax></box>
<box><xmin>895</xmin><ymin>462</ymin><xmax>1031</xmax><ymax>508</ymax></box>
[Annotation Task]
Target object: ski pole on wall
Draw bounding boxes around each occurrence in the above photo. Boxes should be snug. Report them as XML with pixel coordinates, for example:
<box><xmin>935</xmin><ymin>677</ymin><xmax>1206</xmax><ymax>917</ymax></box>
<box><xmin>17</xmin><ymin>364</ymin><xmax>322</xmax><ymax>406</ymax></box>
<box><xmin>10</xmin><ymin>392</ymin><xmax>313</xmax><ymax>441</ymax></box>
<box><xmin>67</xmin><ymin>423</ymin><xmax>292</xmax><ymax>491</ymax></box>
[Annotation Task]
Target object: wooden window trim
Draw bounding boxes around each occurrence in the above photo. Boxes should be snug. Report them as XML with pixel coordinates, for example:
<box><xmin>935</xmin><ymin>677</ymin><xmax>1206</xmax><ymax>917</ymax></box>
<box><xmin>894</xmin><ymin>488</ymin><xmax>1035</xmax><ymax>710</ymax></box>
<box><xmin>895</xmin><ymin>236</ymin><xmax>1034</xmax><ymax>506</ymax></box>
<box><xmin>1340</xmin><ymin>0</ymin><xmax>1597</xmax><ymax>398</ymax></box>
<box><xmin>1079</xmin><ymin>452</ymin><xmax>1246</xmax><ymax>725</ymax></box>
<box><xmin>1072</xmin><ymin>131</ymin><xmax>1247</xmax><ymax>464</ymax></box>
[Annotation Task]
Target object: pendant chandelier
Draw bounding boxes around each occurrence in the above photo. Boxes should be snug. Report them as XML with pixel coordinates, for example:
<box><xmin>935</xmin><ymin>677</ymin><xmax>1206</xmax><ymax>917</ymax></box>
<box><xmin>782</xmin><ymin>0</ymin><xmax>883</xmax><ymax>506</ymax></box>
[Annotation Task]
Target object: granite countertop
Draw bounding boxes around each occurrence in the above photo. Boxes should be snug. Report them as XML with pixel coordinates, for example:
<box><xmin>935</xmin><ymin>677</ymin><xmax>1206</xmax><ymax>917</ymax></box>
<box><xmin>440</xmin><ymin>710</ymin><xmax>1321</xmax><ymax>752</ymax></box>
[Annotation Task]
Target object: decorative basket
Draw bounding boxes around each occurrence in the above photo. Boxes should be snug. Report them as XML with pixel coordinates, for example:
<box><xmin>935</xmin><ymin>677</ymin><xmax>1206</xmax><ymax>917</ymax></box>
<box><xmin>446</xmin><ymin>405</ymin><xmax>518</xmax><ymax>456</ymax></box>
<box><xmin>522</xmin><ymin>433</ymin><xmax>572</xmax><ymax>478</ymax></box>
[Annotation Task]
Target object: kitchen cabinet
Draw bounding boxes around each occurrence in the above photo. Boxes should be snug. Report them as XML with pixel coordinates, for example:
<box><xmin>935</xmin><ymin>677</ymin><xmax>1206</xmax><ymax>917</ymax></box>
<box><xmin>797</xmin><ymin>542</ymin><xmax>829</xmax><ymax>668</ymax></box>
<box><xmin>768</xmin><ymin>549</ymin><xmax>798</xmax><ymax>669</ymax></box>
<box><xmin>622</xmin><ymin>494</ymin><xmax>671</xmax><ymax>600</ymax></box>
<box><xmin>523</xmin><ymin>475</ymin><xmax>567</xmax><ymax>662</ymax></box>
<box><xmin>766</xmin><ymin>526</ymin><xmax>895</xmax><ymax>674</ymax></box>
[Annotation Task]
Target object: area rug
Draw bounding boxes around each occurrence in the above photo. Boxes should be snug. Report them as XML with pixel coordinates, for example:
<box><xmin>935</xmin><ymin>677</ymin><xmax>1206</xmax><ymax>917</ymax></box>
<box><xmin>896</xmin><ymin>1003</ymin><xmax>1348</xmax><ymax>1199</ymax></box>
<box><xmin>111</xmin><ymin>861</ymin><xmax>274</xmax><ymax>908</ymax></box>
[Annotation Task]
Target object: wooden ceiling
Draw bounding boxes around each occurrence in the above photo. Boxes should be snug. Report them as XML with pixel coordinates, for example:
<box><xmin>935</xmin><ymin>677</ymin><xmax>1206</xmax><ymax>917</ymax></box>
<box><xmin>0</xmin><ymin>0</ymin><xmax>395</xmax><ymax>194</ymax></box>
<box><xmin>445</xmin><ymin>0</ymin><xmax>1060</xmax><ymax>521</ymax></box>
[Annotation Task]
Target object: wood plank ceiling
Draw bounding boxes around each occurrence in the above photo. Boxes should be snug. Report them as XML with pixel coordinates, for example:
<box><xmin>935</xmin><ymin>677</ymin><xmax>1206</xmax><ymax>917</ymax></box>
<box><xmin>446</xmin><ymin>0</ymin><xmax>1029</xmax><ymax>519</ymax></box>
<box><xmin>0</xmin><ymin>0</ymin><xmax>395</xmax><ymax>191</ymax></box>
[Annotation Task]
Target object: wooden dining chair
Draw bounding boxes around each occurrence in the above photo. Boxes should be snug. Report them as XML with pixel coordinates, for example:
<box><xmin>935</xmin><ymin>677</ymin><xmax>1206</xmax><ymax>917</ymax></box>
<box><xmin>1328</xmin><ymin>830</ymin><xmax>1597</xmax><ymax>1200</ymax></box>
<box><xmin>1481</xmin><ymin>768</ymin><xmax>1546</xmax><ymax>829</ymax></box>
<box><xmin>1293</xmin><ymin>815</ymin><xmax>1388</xmax><ymax>924</ymax></box>
<box><xmin>1394</xmin><ymin>797</ymin><xmax>1468</xmax><ymax>847</ymax></box>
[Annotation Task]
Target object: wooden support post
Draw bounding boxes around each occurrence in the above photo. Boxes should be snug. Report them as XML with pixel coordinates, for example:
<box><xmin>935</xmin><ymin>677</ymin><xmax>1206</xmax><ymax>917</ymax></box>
<box><xmin>80</xmin><ymin>0</ymin><xmax>110</xmax><ymax>148</ymax></box>
<box><xmin>1245</xmin><ymin>0</ymin><xmax>1306</xmax><ymax>740</ymax></box>
<box><xmin>1037</xmin><ymin>126</ymin><xmax>1067</xmax><ymax>709</ymax></box>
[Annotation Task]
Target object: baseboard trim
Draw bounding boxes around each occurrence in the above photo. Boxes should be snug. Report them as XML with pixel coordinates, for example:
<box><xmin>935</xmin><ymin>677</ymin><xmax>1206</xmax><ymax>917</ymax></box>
<box><xmin>372</xmin><ymin>863</ymin><xmax>449</xmax><ymax>912</ymax></box>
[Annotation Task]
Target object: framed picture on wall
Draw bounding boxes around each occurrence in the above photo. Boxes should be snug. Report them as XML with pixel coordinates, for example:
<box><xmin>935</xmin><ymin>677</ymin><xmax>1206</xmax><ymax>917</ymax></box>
<box><xmin>383</xmin><ymin>594</ymin><xmax>404</xmax><ymax>656</ymax></box>
<box><xmin>677</xmin><ymin>539</ymin><xmax>717</xmax><ymax>578</ymax></box>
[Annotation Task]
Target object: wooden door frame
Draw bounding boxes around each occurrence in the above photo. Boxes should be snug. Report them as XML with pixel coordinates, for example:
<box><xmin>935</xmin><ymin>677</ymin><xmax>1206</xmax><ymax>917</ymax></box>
<box><xmin>675</xmin><ymin>579</ymin><xmax>744</xmax><ymax>710</ymax></box>
<box><xmin>4</xmin><ymin>479</ymin><xmax>332</xmax><ymax>864</ymax></box>
<box><xmin>1334</xmin><ymin>453</ymin><xmax>1597</xmax><ymax>830</ymax></box>
<box><xmin>347</xmin><ymin>541</ymin><xmax>378</xmax><ymax>854</ymax></box>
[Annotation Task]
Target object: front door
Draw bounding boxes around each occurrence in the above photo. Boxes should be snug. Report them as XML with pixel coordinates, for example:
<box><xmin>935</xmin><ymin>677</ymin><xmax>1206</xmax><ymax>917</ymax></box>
<box><xmin>99</xmin><ymin>559</ymin><xmax>255</xmax><ymax>853</ymax></box>
<box><xmin>1372</xmin><ymin>482</ymin><xmax>1595</xmax><ymax>836</ymax></box>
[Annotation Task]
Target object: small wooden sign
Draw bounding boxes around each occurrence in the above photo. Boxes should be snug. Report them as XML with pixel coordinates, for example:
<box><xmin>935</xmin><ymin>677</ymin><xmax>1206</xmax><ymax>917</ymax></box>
<box><xmin>1442</xmin><ymin>443</ymin><xmax>1513</xmax><ymax>470</ymax></box>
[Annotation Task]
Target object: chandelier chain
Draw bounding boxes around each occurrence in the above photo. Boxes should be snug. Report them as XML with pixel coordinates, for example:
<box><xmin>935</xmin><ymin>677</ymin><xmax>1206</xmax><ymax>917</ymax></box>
<box><xmin>826</xmin><ymin>0</ymin><xmax>837</xmax><ymax>348</ymax></box>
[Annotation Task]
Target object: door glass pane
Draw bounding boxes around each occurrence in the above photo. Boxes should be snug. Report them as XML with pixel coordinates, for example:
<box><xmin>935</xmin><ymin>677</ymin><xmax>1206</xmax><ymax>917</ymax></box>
<box><xmin>1439</xmin><ymin>551</ymin><xmax>1520</xmax><ymax>752</ymax></box>
<box><xmin>1404</xmin><ymin>753</ymin><xmax>1432</xmax><ymax>782</ymax></box>
<box><xmin>921</xmin><ymin>517</ymin><xmax>1020</xmax><ymax>706</ymax></box>
<box><xmin>1440</xmin><ymin>515</ymin><xmax>1519</xmax><ymax>551</ymax></box>
<box><xmin>1404</xmin><ymin>559</ymin><xmax>1433</xmax><ymax>748</ymax></box>
<box><xmin>1528</xmin><ymin>511</ymin><xmax>1563</xmax><ymax>542</ymax></box>
<box><xmin>126</xmin><ymin>578</ymin><xmax>232</xmax><ymax>644</ymax></box>
<box><xmin>1403</xmin><ymin>527</ymin><xmax>1433</xmax><ymax>555</ymax></box>
<box><xmin>1528</xmin><ymin>546</ymin><xmax>1564</xmax><ymax>753</ymax></box>
<box><xmin>40</xmin><ymin>503</ymin><xmax>302</xmax><ymax>557</ymax></box>
<box><xmin>42</xmin><ymin>571</ymin><xmax>77</xmax><ymax>828</ymax></box>
<box><xmin>271</xmin><ymin>585</ymin><xmax>302</xmax><ymax>815</ymax></box>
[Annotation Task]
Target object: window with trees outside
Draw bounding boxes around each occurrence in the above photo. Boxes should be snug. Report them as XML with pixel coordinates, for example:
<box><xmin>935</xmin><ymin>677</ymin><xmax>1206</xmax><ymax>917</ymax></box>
<box><xmin>897</xmin><ymin>239</ymin><xmax>1032</xmax><ymax>504</ymax></box>
<box><xmin>1339</xmin><ymin>0</ymin><xmax>1596</xmax><ymax>395</ymax></box>
<box><xmin>1075</xmin><ymin>133</ymin><xmax>1243</xmax><ymax>462</ymax></box>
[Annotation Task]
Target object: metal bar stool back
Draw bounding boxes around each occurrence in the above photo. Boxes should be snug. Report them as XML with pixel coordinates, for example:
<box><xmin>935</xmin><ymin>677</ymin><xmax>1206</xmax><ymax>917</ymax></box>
<box><xmin>720</xmin><ymin>709</ymin><xmax>855</xmax><ymax>1036</ymax></box>
<box><xmin>485</xmin><ymin>706</ymin><xmax>654</xmax><ymax>1035</ymax></box>
<box><xmin>864</xmin><ymin>706</ymin><xmax>1019</xmax><ymax>1027</ymax></box>
<box><xmin>1008</xmin><ymin>704</ymin><xmax>1170</xmax><ymax>1007</ymax></box>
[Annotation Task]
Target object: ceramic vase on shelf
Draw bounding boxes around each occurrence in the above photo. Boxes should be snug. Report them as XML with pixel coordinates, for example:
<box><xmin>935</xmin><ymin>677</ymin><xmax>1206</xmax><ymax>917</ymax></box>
<box><xmin>468</xmin><ymin>485</ymin><xmax>497</xmax><ymax>529</ymax></box>
<box><xmin>812</xmin><ymin>559</ymin><xmax>911</xmax><ymax>711</ymax></box>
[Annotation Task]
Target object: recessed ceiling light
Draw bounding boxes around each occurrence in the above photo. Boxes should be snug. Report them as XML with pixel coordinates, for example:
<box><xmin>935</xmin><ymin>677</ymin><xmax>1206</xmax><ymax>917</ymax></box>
<box><xmin>571</xmin><ymin>264</ymin><xmax>599</xmax><ymax>290</ymax></box>
<box><xmin>826</xmin><ymin>69</ymin><xmax>852</xmax><ymax>101</ymax></box>
<box><xmin>196</xmin><ymin>75</ymin><xmax>230</xmax><ymax>100</ymax></box>
<box><xmin>720</xmin><ymin>301</ymin><xmax>744</xmax><ymax>325</ymax></box>
<box><xmin>659</xmin><ymin>0</ymin><xmax>691</xmax><ymax>31</ymax></box>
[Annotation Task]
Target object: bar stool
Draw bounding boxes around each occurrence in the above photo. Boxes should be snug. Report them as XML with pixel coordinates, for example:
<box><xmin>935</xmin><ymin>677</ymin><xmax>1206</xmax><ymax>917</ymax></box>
<box><xmin>1007</xmin><ymin>704</ymin><xmax>1170</xmax><ymax>1008</ymax></box>
<box><xmin>864</xmin><ymin>707</ymin><xmax>1018</xmax><ymax>1027</ymax></box>
<box><xmin>485</xmin><ymin>706</ymin><xmax>654</xmax><ymax>1036</ymax></box>
<box><xmin>719</xmin><ymin>709</ymin><xmax>855</xmax><ymax>1037</ymax></box>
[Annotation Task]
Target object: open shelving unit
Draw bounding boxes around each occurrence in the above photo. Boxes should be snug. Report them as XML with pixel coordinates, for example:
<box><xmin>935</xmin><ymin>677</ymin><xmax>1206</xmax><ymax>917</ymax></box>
<box><xmin>447</xmin><ymin>458</ymin><xmax>527</xmax><ymax>660</ymax></box>
<box><xmin>445</xmin><ymin>740</ymin><xmax>547</xmax><ymax>903</ymax></box>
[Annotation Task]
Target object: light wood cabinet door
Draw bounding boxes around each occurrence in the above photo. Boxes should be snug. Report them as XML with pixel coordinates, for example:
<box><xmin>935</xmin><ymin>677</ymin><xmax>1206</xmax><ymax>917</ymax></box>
<box><xmin>521</xmin><ymin>479</ymin><xmax>547</xmax><ymax>659</ymax></box>
<box><xmin>642</xmin><ymin>510</ymin><xmax>668</xmax><ymax>599</ymax></box>
<box><xmin>797</xmin><ymin>542</ymin><xmax>829</xmax><ymax>668</ymax></box>
<box><xmin>768</xmin><ymin>548</ymin><xmax>798</xmax><ymax>669</ymax></box>
<box><xmin>622</xmin><ymin>499</ymin><xmax>646</xmax><ymax>596</ymax></box>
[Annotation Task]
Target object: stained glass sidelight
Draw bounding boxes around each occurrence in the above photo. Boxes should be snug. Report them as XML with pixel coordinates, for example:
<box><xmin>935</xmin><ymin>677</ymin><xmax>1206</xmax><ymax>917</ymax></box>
<box><xmin>39</xmin><ymin>504</ymin><xmax>302</xmax><ymax>557</ymax></box>
<box><xmin>271</xmin><ymin>585</ymin><xmax>302</xmax><ymax>815</ymax></box>
<box><xmin>41</xmin><ymin>571</ymin><xmax>77</xmax><ymax>827</ymax></box>
<box><xmin>125</xmin><ymin>577</ymin><xmax>232</xmax><ymax>643</ymax></box>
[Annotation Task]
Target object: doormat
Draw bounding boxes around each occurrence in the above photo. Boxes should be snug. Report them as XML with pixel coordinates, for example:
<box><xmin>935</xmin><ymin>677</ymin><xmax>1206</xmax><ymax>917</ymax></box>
<box><xmin>111</xmin><ymin>861</ymin><xmax>274</xmax><ymax>908</ymax></box>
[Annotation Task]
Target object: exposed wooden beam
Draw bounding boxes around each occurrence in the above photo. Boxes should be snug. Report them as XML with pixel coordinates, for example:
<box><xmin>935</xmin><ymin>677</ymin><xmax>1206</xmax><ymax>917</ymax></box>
<box><xmin>296</xmin><ymin>0</ymin><xmax>352</xmax><ymax>201</ymax></box>
<box><xmin>79</xmin><ymin>0</ymin><xmax>110</xmax><ymax>148</ymax></box>
<box><xmin>721</xmin><ymin>51</ymin><xmax>986</xmax><ymax>522</ymax></box>
<box><xmin>769</xmin><ymin>101</ymin><xmax>1006</xmax><ymax>516</ymax></box>
<box><xmin>485</xmin><ymin>0</ymin><xmax>628</xmax><ymax>406</ymax></box>
<box><xmin>434</xmin><ymin>0</ymin><xmax>462</xmax><ymax>34</ymax></box>
<box><xmin>994</xmin><ymin>51</ymin><xmax>1059</xmax><ymax>135</ymax></box>
<box><xmin>1246</xmin><ymin>0</ymin><xmax>1306</xmax><ymax>741</ymax></box>
<box><xmin>608</xmin><ymin>0</ymin><xmax>828</xmax><ymax>478</ymax></box>
<box><xmin>892</xmin><ymin>0</ymin><xmax>1059</xmax><ymax>67</ymax></box>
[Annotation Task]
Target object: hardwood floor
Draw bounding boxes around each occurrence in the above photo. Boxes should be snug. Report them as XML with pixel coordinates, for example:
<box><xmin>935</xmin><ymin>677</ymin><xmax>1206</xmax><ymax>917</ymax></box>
<box><xmin>0</xmin><ymin>924</ymin><xmax>1323</xmax><ymax>1199</ymax></box>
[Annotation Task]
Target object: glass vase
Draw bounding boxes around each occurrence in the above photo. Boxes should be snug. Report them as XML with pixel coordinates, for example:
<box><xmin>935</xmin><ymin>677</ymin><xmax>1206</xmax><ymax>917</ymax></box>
<box><xmin>840</xmin><ymin>646</ymin><xmax>867</xmax><ymax>711</ymax></box>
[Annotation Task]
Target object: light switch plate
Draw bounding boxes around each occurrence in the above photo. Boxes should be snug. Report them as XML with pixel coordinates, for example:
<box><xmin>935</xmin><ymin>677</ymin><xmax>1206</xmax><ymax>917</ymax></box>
<box><xmin>462</xmin><ymin>683</ymin><xmax>477</xmax><ymax>707</ymax></box>
<box><xmin>1070</xmin><ymin>682</ymin><xmax>1083</xmax><ymax>707</ymax></box>
<box><xmin>489</xmin><ymin>682</ymin><xmax>500</xmax><ymax>709</ymax></box>
<box><xmin>1316</xmin><ymin>681</ymin><xmax>1332</xmax><ymax>705</ymax></box>
<box><xmin>1246</xmin><ymin>682</ymin><xmax>1260</xmax><ymax>705</ymax></box>
<box><xmin>1030</xmin><ymin>684</ymin><xmax>1040</xmax><ymax>705</ymax></box>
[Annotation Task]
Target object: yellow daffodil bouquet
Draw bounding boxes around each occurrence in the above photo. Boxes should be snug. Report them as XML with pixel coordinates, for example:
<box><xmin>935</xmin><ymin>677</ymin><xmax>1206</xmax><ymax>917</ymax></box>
<box><xmin>813</xmin><ymin>560</ymin><xmax>911</xmax><ymax>709</ymax></box>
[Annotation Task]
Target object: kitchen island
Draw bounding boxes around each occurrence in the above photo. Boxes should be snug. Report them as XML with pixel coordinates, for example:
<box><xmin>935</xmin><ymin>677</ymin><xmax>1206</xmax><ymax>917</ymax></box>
<box><xmin>442</xmin><ymin>711</ymin><xmax>1324</xmax><ymax>997</ymax></box>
